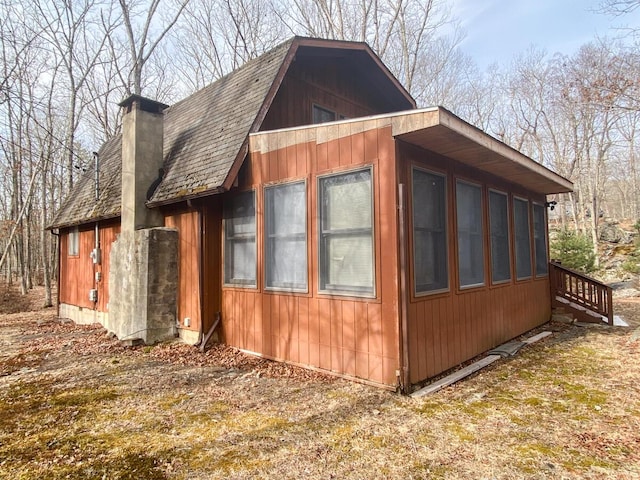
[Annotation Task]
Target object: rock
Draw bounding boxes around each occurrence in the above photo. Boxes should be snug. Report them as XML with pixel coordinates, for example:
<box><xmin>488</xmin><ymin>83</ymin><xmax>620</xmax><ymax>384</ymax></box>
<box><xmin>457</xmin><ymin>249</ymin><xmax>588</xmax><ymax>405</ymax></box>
<box><xmin>599</xmin><ymin>224</ymin><xmax>633</xmax><ymax>244</ymax></box>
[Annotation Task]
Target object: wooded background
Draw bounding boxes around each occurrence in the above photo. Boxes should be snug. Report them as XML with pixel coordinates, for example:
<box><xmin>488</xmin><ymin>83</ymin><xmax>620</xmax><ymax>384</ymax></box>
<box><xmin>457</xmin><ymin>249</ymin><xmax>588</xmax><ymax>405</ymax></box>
<box><xmin>1</xmin><ymin>0</ymin><xmax>639</xmax><ymax>304</ymax></box>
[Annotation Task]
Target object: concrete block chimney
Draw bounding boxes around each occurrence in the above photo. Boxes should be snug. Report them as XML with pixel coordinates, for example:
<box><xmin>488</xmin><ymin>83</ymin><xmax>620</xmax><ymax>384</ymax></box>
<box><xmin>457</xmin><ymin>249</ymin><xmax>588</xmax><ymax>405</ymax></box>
<box><xmin>118</xmin><ymin>94</ymin><xmax>168</xmax><ymax>231</ymax></box>
<box><xmin>107</xmin><ymin>94</ymin><xmax>178</xmax><ymax>345</ymax></box>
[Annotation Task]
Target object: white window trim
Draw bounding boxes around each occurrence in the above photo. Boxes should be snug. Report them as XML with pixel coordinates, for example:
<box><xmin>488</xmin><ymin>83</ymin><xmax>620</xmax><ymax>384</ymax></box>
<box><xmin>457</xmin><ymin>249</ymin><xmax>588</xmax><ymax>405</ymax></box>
<box><xmin>455</xmin><ymin>179</ymin><xmax>485</xmax><ymax>289</ymax></box>
<box><xmin>513</xmin><ymin>195</ymin><xmax>532</xmax><ymax>281</ymax></box>
<box><xmin>317</xmin><ymin>166</ymin><xmax>376</xmax><ymax>298</ymax></box>
<box><xmin>488</xmin><ymin>189</ymin><xmax>512</xmax><ymax>285</ymax></box>
<box><xmin>264</xmin><ymin>179</ymin><xmax>309</xmax><ymax>293</ymax></box>
<box><xmin>412</xmin><ymin>166</ymin><xmax>449</xmax><ymax>297</ymax></box>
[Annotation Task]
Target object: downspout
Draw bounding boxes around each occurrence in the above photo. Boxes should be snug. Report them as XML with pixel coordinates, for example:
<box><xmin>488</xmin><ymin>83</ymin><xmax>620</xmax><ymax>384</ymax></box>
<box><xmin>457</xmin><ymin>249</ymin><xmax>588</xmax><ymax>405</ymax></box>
<box><xmin>398</xmin><ymin>183</ymin><xmax>411</xmax><ymax>393</ymax></box>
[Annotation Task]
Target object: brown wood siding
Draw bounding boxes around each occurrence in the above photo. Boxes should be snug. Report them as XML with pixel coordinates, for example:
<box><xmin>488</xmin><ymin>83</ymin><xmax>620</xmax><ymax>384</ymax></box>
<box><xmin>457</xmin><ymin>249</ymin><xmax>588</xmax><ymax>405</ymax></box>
<box><xmin>165</xmin><ymin>209</ymin><xmax>201</xmax><ymax>333</ymax></box>
<box><xmin>399</xmin><ymin>142</ymin><xmax>551</xmax><ymax>384</ymax></box>
<box><xmin>261</xmin><ymin>59</ymin><xmax>390</xmax><ymax>131</ymax></box>
<box><xmin>59</xmin><ymin>222</ymin><xmax>119</xmax><ymax>312</ymax></box>
<box><xmin>225</xmin><ymin>125</ymin><xmax>401</xmax><ymax>388</ymax></box>
<box><xmin>202</xmin><ymin>198</ymin><xmax>223</xmax><ymax>333</ymax></box>
<box><xmin>96</xmin><ymin>223</ymin><xmax>120</xmax><ymax>312</ymax></box>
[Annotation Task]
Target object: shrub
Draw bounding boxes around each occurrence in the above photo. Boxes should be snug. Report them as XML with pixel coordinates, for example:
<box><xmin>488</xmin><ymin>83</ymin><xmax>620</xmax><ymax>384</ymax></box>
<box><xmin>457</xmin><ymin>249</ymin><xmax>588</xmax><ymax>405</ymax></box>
<box><xmin>550</xmin><ymin>229</ymin><xmax>596</xmax><ymax>273</ymax></box>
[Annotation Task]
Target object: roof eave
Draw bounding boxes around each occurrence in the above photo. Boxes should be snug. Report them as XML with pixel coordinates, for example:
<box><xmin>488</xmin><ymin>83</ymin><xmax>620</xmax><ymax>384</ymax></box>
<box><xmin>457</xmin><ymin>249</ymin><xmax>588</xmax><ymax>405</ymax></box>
<box><xmin>46</xmin><ymin>212</ymin><xmax>121</xmax><ymax>231</ymax></box>
<box><xmin>393</xmin><ymin>107</ymin><xmax>573</xmax><ymax>195</ymax></box>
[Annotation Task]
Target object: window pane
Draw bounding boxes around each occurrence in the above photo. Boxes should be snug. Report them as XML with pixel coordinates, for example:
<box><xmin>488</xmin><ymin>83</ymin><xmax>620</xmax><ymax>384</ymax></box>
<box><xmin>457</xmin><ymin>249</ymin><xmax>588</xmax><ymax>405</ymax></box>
<box><xmin>265</xmin><ymin>182</ymin><xmax>307</xmax><ymax>290</ymax></box>
<box><xmin>489</xmin><ymin>191</ymin><xmax>511</xmax><ymax>283</ymax></box>
<box><xmin>68</xmin><ymin>227</ymin><xmax>79</xmax><ymax>256</ymax></box>
<box><xmin>326</xmin><ymin>234</ymin><xmax>373</xmax><ymax>289</ymax></box>
<box><xmin>514</xmin><ymin>198</ymin><xmax>532</xmax><ymax>279</ymax></box>
<box><xmin>412</xmin><ymin>169</ymin><xmax>448</xmax><ymax>293</ymax></box>
<box><xmin>319</xmin><ymin>169</ymin><xmax>374</xmax><ymax>295</ymax></box>
<box><xmin>224</xmin><ymin>191</ymin><xmax>256</xmax><ymax>286</ymax></box>
<box><xmin>324</xmin><ymin>176</ymin><xmax>371</xmax><ymax>230</ymax></box>
<box><xmin>533</xmin><ymin>203</ymin><xmax>548</xmax><ymax>276</ymax></box>
<box><xmin>312</xmin><ymin>105</ymin><xmax>336</xmax><ymax>124</ymax></box>
<box><xmin>456</xmin><ymin>181</ymin><xmax>484</xmax><ymax>287</ymax></box>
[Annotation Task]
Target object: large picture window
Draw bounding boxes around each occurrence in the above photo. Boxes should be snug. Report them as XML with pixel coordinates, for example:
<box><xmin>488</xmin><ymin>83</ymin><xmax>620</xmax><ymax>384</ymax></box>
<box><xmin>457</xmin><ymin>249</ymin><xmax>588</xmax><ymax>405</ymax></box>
<box><xmin>513</xmin><ymin>197</ymin><xmax>532</xmax><ymax>280</ymax></box>
<box><xmin>319</xmin><ymin>168</ymin><xmax>374</xmax><ymax>296</ymax></box>
<box><xmin>265</xmin><ymin>181</ymin><xmax>307</xmax><ymax>291</ymax></box>
<box><xmin>489</xmin><ymin>190</ymin><xmax>511</xmax><ymax>283</ymax></box>
<box><xmin>68</xmin><ymin>227</ymin><xmax>79</xmax><ymax>256</ymax></box>
<box><xmin>456</xmin><ymin>180</ymin><xmax>484</xmax><ymax>288</ymax></box>
<box><xmin>224</xmin><ymin>191</ymin><xmax>256</xmax><ymax>287</ymax></box>
<box><xmin>533</xmin><ymin>203</ymin><xmax>549</xmax><ymax>276</ymax></box>
<box><xmin>412</xmin><ymin>168</ymin><xmax>448</xmax><ymax>294</ymax></box>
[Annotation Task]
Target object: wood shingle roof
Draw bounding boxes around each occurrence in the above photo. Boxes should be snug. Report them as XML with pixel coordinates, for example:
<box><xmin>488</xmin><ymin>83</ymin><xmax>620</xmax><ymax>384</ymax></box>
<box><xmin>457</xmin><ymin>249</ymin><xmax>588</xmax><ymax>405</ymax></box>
<box><xmin>50</xmin><ymin>38</ymin><xmax>294</xmax><ymax>229</ymax></box>
<box><xmin>49</xmin><ymin>37</ymin><xmax>415</xmax><ymax>229</ymax></box>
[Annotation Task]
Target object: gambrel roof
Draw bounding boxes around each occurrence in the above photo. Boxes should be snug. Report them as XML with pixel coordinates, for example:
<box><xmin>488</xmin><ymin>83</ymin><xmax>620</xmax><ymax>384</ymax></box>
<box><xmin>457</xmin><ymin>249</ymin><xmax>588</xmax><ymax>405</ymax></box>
<box><xmin>49</xmin><ymin>37</ymin><xmax>414</xmax><ymax>229</ymax></box>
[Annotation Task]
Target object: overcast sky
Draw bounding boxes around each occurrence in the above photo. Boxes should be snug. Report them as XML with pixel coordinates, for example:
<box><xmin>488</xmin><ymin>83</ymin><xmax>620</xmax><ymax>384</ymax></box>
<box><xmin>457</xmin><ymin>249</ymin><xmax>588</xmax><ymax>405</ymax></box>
<box><xmin>450</xmin><ymin>0</ymin><xmax>640</xmax><ymax>68</ymax></box>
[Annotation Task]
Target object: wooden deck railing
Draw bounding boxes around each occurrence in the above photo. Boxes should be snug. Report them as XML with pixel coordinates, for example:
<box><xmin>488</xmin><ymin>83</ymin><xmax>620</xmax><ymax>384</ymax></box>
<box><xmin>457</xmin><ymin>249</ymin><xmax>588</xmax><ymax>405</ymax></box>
<box><xmin>549</xmin><ymin>261</ymin><xmax>613</xmax><ymax>325</ymax></box>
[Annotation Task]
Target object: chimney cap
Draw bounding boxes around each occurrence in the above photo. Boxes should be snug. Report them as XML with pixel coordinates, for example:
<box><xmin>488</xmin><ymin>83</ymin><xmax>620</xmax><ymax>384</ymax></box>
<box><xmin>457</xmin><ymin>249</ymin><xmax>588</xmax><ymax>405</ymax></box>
<box><xmin>118</xmin><ymin>94</ymin><xmax>169</xmax><ymax>113</ymax></box>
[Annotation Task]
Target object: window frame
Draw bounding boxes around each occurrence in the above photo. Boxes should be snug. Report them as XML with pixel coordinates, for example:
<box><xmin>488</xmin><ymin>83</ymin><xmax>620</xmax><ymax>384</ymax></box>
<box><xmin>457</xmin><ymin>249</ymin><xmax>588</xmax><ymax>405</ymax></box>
<box><xmin>223</xmin><ymin>190</ymin><xmax>257</xmax><ymax>288</ymax></box>
<box><xmin>317</xmin><ymin>166</ymin><xmax>376</xmax><ymax>298</ymax></box>
<box><xmin>532</xmin><ymin>201</ymin><xmax>549</xmax><ymax>277</ymax></box>
<box><xmin>68</xmin><ymin>226</ymin><xmax>79</xmax><ymax>257</ymax></box>
<box><xmin>488</xmin><ymin>189</ymin><xmax>512</xmax><ymax>285</ymax></box>
<box><xmin>513</xmin><ymin>196</ymin><xmax>533</xmax><ymax>281</ymax></box>
<box><xmin>455</xmin><ymin>179</ymin><xmax>485</xmax><ymax>290</ymax></box>
<box><xmin>264</xmin><ymin>180</ymin><xmax>308</xmax><ymax>293</ymax></box>
<box><xmin>411</xmin><ymin>166</ymin><xmax>449</xmax><ymax>297</ymax></box>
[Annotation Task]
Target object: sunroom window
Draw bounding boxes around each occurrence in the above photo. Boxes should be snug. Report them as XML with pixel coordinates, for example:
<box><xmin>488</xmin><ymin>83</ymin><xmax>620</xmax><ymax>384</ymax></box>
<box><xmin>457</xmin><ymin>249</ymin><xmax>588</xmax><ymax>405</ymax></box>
<box><xmin>412</xmin><ymin>168</ymin><xmax>448</xmax><ymax>294</ymax></box>
<box><xmin>265</xmin><ymin>181</ymin><xmax>307</xmax><ymax>291</ymax></box>
<box><xmin>456</xmin><ymin>180</ymin><xmax>484</xmax><ymax>288</ymax></box>
<box><xmin>319</xmin><ymin>168</ymin><xmax>374</xmax><ymax>296</ymax></box>
<box><xmin>489</xmin><ymin>190</ymin><xmax>511</xmax><ymax>283</ymax></box>
<box><xmin>224</xmin><ymin>191</ymin><xmax>256</xmax><ymax>287</ymax></box>
<box><xmin>513</xmin><ymin>197</ymin><xmax>532</xmax><ymax>280</ymax></box>
<box><xmin>533</xmin><ymin>203</ymin><xmax>548</xmax><ymax>276</ymax></box>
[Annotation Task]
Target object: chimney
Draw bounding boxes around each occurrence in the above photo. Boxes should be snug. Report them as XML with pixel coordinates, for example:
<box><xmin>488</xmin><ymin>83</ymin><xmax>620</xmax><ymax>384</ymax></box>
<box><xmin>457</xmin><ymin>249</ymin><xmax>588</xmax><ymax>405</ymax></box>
<box><xmin>118</xmin><ymin>95</ymin><xmax>168</xmax><ymax>231</ymax></box>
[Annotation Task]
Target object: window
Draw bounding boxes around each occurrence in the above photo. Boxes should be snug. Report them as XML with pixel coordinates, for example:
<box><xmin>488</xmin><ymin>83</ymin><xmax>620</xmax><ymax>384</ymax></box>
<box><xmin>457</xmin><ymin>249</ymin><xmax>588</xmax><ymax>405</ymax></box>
<box><xmin>513</xmin><ymin>197</ymin><xmax>532</xmax><ymax>280</ymax></box>
<box><xmin>489</xmin><ymin>190</ymin><xmax>511</xmax><ymax>283</ymax></box>
<box><xmin>319</xmin><ymin>168</ymin><xmax>374</xmax><ymax>296</ymax></box>
<box><xmin>412</xmin><ymin>168</ymin><xmax>448</xmax><ymax>294</ymax></box>
<box><xmin>68</xmin><ymin>227</ymin><xmax>79</xmax><ymax>256</ymax></box>
<box><xmin>312</xmin><ymin>105</ymin><xmax>337</xmax><ymax>124</ymax></box>
<box><xmin>456</xmin><ymin>180</ymin><xmax>484</xmax><ymax>288</ymax></box>
<box><xmin>224</xmin><ymin>191</ymin><xmax>256</xmax><ymax>286</ymax></box>
<box><xmin>533</xmin><ymin>203</ymin><xmax>548</xmax><ymax>276</ymax></box>
<box><xmin>265</xmin><ymin>181</ymin><xmax>307</xmax><ymax>291</ymax></box>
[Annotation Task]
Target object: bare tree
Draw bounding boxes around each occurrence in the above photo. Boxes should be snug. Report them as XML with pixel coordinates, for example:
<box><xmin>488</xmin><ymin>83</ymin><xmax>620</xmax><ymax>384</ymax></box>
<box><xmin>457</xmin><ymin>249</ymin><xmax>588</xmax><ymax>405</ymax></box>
<box><xmin>115</xmin><ymin>0</ymin><xmax>190</xmax><ymax>96</ymax></box>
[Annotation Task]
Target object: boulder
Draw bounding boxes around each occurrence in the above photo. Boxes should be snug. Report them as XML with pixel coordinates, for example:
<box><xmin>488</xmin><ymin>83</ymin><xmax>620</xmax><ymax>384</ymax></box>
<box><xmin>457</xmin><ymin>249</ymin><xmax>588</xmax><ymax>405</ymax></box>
<box><xmin>599</xmin><ymin>223</ymin><xmax>633</xmax><ymax>244</ymax></box>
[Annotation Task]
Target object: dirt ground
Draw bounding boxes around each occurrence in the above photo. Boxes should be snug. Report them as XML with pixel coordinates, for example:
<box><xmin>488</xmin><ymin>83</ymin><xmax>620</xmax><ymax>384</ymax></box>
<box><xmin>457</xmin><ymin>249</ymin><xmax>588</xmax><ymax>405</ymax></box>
<box><xmin>1</xmin><ymin>286</ymin><xmax>640</xmax><ymax>479</ymax></box>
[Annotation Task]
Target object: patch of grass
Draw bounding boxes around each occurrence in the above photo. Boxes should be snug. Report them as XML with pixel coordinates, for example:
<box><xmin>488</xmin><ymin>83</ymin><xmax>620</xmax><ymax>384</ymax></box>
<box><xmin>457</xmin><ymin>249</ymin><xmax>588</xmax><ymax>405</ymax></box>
<box><xmin>446</xmin><ymin>423</ymin><xmax>475</xmax><ymax>442</ymax></box>
<box><xmin>556</xmin><ymin>381</ymin><xmax>608</xmax><ymax>408</ymax></box>
<box><xmin>200</xmin><ymin>448</ymin><xmax>269</xmax><ymax>476</ymax></box>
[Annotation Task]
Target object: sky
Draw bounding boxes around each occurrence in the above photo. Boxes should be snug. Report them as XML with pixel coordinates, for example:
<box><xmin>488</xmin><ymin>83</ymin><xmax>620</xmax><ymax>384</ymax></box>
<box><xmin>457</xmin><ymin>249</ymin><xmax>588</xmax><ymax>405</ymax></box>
<box><xmin>450</xmin><ymin>0</ymin><xmax>640</xmax><ymax>69</ymax></box>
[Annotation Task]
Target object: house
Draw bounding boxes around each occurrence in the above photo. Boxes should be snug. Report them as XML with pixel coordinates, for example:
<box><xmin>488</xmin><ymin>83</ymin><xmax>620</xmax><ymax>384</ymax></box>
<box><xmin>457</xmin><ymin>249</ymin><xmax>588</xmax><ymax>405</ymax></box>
<box><xmin>49</xmin><ymin>36</ymin><xmax>576</xmax><ymax>392</ymax></box>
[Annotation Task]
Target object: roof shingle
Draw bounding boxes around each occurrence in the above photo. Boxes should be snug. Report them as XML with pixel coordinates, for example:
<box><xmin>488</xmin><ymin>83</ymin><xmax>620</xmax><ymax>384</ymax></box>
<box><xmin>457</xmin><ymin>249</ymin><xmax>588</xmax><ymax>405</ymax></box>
<box><xmin>50</xmin><ymin>38</ymin><xmax>294</xmax><ymax>229</ymax></box>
